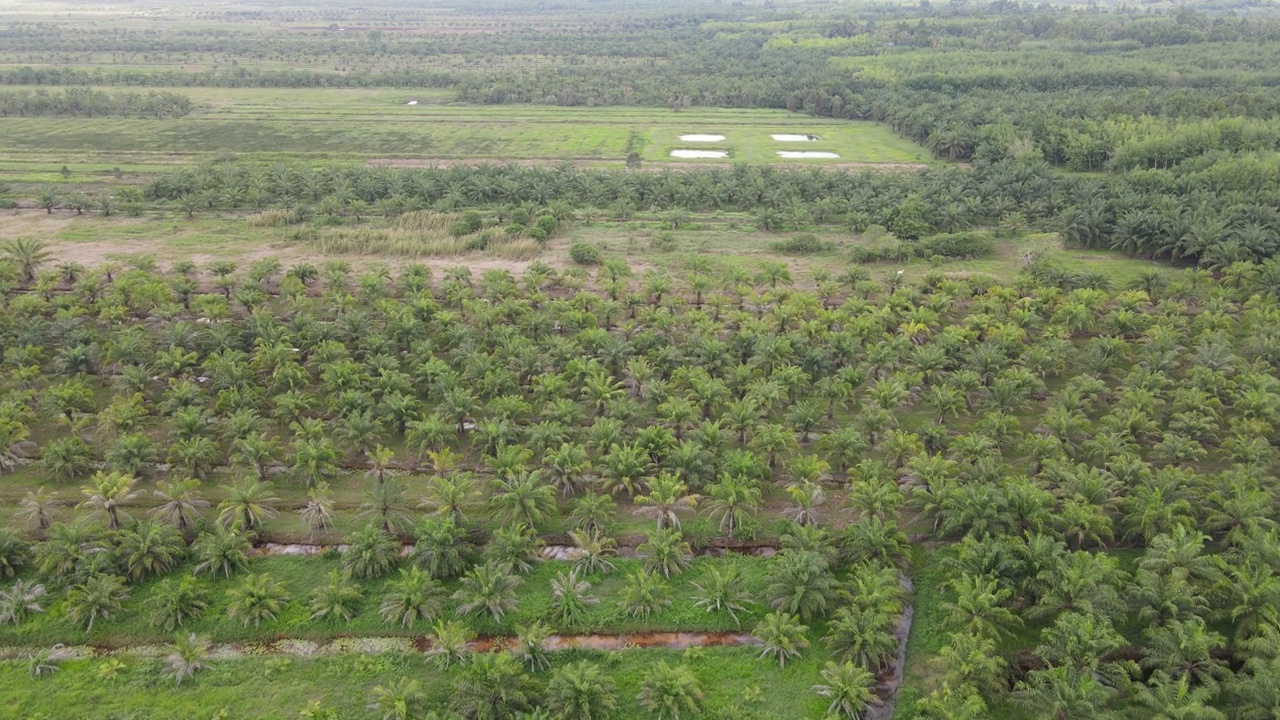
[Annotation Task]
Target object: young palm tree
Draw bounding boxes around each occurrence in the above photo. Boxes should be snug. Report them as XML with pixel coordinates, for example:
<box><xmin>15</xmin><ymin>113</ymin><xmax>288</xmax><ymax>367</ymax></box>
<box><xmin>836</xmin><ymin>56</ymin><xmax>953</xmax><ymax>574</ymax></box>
<box><xmin>620</xmin><ymin>570</ymin><xmax>673</xmax><ymax>619</ymax></box>
<box><xmin>705</xmin><ymin>473</ymin><xmax>762</xmax><ymax>537</ymax></box>
<box><xmin>216</xmin><ymin>478</ymin><xmax>278</xmax><ymax>531</ymax></box>
<box><xmin>514</xmin><ymin>621</ymin><xmax>553</xmax><ymax>671</ymax></box>
<box><xmin>940</xmin><ymin>574</ymin><xmax>1022</xmax><ymax>641</ymax></box>
<box><xmin>782</xmin><ymin>481</ymin><xmax>827</xmax><ymax>527</ymax></box>
<box><xmin>637</xmin><ymin>662</ymin><xmax>703</xmax><ymax>720</ymax></box>
<box><xmin>453</xmin><ymin>561</ymin><xmax>522</xmax><ymax>622</ymax></box>
<box><xmin>691</xmin><ymin>566</ymin><xmax>753</xmax><ymax>627</ymax></box>
<box><xmin>298</xmin><ymin>482</ymin><xmax>336</xmax><ymax>538</ymax></box>
<box><xmin>765</xmin><ymin>550</ymin><xmax>839</xmax><ymax>621</ymax></box>
<box><xmin>409</xmin><ymin>517</ymin><xmax>477</xmax><ymax>581</ymax></box>
<box><xmin>640</xmin><ymin>528</ymin><xmax>691</xmax><ymax>578</ymax></box>
<box><xmin>570</xmin><ymin>530</ymin><xmax>617</xmax><ymax>576</ymax></box>
<box><xmin>192</xmin><ymin>525</ymin><xmax>251</xmax><ymax>578</ymax></box>
<box><xmin>367</xmin><ymin>678</ymin><xmax>425</xmax><ymax>720</ymax></box>
<box><xmin>149</xmin><ymin>576</ymin><xmax>210</xmax><ymax>632</ymax></box>
<box><xmin>341</xmin><ymin>525</ymin><xmax>401</xmax><ymax>579</ymax></box>
<box><xmin>490</xmin><ymin>470</ymin><xmax>557</xmax><ymax>529</ymax></box>
<box><xmin>0</xmin><ymin>580</ymin><xmax>47</xmax><ymax>626</ymax></box>
<box><xmin>754</xmin><ymin>612</ymin><xmax>810</xmax><ymax>668</ymax></box>
<box><xmin>17</xmin><ymin>488</ymin><xmax>57</xmax><ymax>531</ymax></box>
<box><xmin>151</xmin><ymin>478</ymin><xmax>209</xmax><ymax>532</ymax></box>
<box><xmin>568</xmin><ymin>492</ymin><xmax>617</xmax><ymax>536</ymax></box>
<box><xmin>65</xmin><ymin>574</ymin><xmax>130</xmax><ymax>631</ymax></box>
<box><xmin>226</xmin><ymin>573</ymin><xmax>289</xmax><ymax>628</ymax></box>
<box><xmin>356</xmin><ymin>477</ymin><xmax>413</xmax><ymax>534</ymax></box>
<box><xmin>549</xmin><ymin>568</ymin><xmax>599</xmax><ymax>628</ymax></box>
<box><xmin>425</xmin><ymin>619</ymin><xmax>474</xmax><ymax>669</ymax></box>
<box><xmin>78</xmin><ymin>471</ymin><xmax>141</xmax><ymax>530</ymax></box>
<box><xmin>379</xmin><ymin>567</ymin><xmax>445</xmax><ymax>627</ymax></box>
<box><xmin>165</xmin><ymin>633</ymin><xmax>211</xmax><ymax>686</ymax></box>
<box><xmin>548</xmin><ymin>661</ymin><xmax>618</xmax><ymax>720</ymax></box>
<box><xmin>0</xmin><ymin>529</ymin><xmax>30</xmax><ymax>578</ymax></box>
<box><xmin>420</xmin><ymin>472</ymin><xmax>478</xmax><ymax>524</ymax></box>
<box><xmin>118</xmin><ymin>521</ymin><xmax>186</xmax><ymax>582</ymax></box>
<box><xmin>825</xmin><ymin>606</ymin><xmax>899</xmax><ymax>671</ymax></box>
<box><xmin>633</xmin><ymin>472</ymin><xmax>698</xmax><ymax>531</ymax></box>
<box><xmin>486</xmin><ymin>523</ymin><xmax>542</xmax><ymax>574</ymax></box>
<box><xmin>448</xmin><ymin>654</ymin><xmax>536</xmax><ymax>719</ymax></box>
<box><xmin>308</xmin><ymin>569</ymin><xmax>362</xmax><ymax>622</ymax></box>
<box><xmin>2</xmin><ymin>238</ymin><xmax>52</xmax><ymax>282</ymax></box>
<box><xmin>812</xmin><ymin>661</ymin><xmax>880</xmax><ymax>720</ymax></box>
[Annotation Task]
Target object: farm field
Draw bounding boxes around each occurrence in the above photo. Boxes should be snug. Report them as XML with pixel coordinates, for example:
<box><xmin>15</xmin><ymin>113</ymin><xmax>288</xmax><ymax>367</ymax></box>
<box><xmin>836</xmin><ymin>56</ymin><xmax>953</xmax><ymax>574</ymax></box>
<box><xmin>0</xmin><ymin>88</ymin><xmax>929</xmax><ymax>183</ymax></box>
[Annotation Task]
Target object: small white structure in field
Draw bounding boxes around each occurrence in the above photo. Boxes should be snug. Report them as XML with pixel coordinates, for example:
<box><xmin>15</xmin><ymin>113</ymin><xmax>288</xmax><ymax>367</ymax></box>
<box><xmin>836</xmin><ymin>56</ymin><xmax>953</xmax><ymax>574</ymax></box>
<box><xmin>772</xmin><ymin>134</ymin><xmax>821</xmax><ymax>141</ymax></box>
<box><xmin>679</xmin><ymin>134</ymin><xmax>725</xmax><ymax>142</ymax></box>
<box><xmin>405</xmin><ymin>100</ymin><xmax>418</xmax><ymax>105</ymax></box>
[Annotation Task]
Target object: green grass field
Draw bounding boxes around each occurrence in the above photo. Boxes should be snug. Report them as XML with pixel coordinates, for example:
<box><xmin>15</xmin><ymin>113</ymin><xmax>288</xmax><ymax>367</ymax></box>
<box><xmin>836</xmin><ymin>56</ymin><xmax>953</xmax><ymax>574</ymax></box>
<box><xmin>0</xmin><ymin>87</ymin><xmax>930</xmax><ymax>182</ymax></box>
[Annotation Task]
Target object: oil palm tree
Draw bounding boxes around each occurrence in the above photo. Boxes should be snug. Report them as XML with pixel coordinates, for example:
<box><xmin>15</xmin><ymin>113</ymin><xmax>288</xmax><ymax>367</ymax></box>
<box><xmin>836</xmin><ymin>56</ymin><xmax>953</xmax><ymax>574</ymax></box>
<box><xmin>691</xmin><ymin>566</ymin><xmax>752</xmax><ymax>627</ymax></box>
<box><xmin>78</xmin><ymin>471</ymin><xmax>141</xmax><ymax>530</ymax></box>
<box><xmin>549</xmin><ymin>568</ymin><xmax>599</xmax><ymax>628</ymax></box>
<box><xmin>634</xmin><ymin>472</ymin><xmax>698</xmax><ymax>531</ymax></box>
<box><xmin>379</xmin><ymin>567</ymin><xmax>445</xmax><ymax>627</ymax></box>
<box><xmin>308</xmin><ymin>569</ymin><xmax>362</xmax><ymax>622</ymax></box>
<box><xmin>151</xmin><ymin>478</ymin><xmax>208</xmax><ymax>532</ymax></box>
<box><xmin>812</xmin><ymin>661</ymin><xmax>880</xmax><ymax>720</ymax></box>
<box><xmin>149</xmin><ymin>576</ymin><xmax>210</xmax><ymax>631</ymax></box>
<box><xmin>754</xmin><ymin>612</ymin><xmax>810</xmax><ymax>668</ymax></box>
<box><xmin>637</xmin><ymin>662</ymin><xmax>703</xmax><ymax>720</ymax></box>
<box><xmin>192</xmin><ymin>525</ymin><xmax>251</xmax><ymax>578</ymax></box>
<box><xmin>226</xmin><ymin>573</ymin><xmax>289</xmax><ymax>628</ymax></box>
<box><xmin>165</xmin><ymin>633</ymin><xmax>211</xmax><ymax>686</ymax></box>
<box><xmin>453</xmin><ymin>561</ymin><xmax>522</xmax><ymax>622</ymax></box>
<box><xmin>216</xmin><ymin>478</ymin><xmax>278</xmax><ymax>531</ymax></box>
<box><xmin>548</xmin><ymin>661</ymin><xmax>618</xmax><ymax>720</ymax></box>
<box><xmin>65</xmin><ymin>574</ymin><xmax>130</xmax><ymax>631</ymax></box>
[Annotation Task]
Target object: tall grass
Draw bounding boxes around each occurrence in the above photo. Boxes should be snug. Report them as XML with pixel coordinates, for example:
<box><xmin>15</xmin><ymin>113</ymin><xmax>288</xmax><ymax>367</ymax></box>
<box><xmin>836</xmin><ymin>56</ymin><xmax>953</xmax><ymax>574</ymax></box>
<box><xmin>300</xmin><ymin>213</ymin><xmax>543</xmax><ymax>260</ymax></box>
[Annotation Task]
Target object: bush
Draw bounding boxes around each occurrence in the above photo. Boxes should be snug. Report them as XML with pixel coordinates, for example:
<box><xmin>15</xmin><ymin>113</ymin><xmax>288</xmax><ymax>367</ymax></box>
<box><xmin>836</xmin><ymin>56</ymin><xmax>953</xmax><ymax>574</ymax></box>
<box><xmin>569</xmin><ymin>243</ymin><xmax>603</xmax><ymax>265</ymax></box>
<box><xmin>770</xmin><ymin>233</ymin><xmax>829</xmax><ymax>255</ymax></box>
<box><xmin>448</xmin><ymin>221</ymin><xmax>476</xmax><ymax>238</ymax></box>
<box><xmin>463</xmin><ymin>230</ymin><xmax>494</xmax><ymax>252</ymax></box>
<box><xmin>917</xmin><ymin>231</ymin><xmax>996</xmax><ymax>259</ymax></box>
<box><xmin>650</xmin><ymin>232</ymin><xmax>676</xmax><ymax>251</ymax></box>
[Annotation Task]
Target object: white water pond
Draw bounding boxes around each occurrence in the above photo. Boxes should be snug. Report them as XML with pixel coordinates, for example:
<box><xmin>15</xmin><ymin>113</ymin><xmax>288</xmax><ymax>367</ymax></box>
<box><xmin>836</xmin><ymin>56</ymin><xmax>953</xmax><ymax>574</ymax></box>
<box><xmin>670</xmin><ymin>149</ymin><xmax>729</xmax><ymax>159</ymax></box>
<box><xmin>771</xmin><ymin>134</ymin><xmax>820</xmax><ymax>141</ymax></box>
<box><xmin>776</xmin><ymin>151</ymin><xmax>840</xmax><ymax>159</ymax></box>
<box><xmin>678</xmin><ymin>134</ymin><xmax>725</xmax><ymax>142</ymax></box>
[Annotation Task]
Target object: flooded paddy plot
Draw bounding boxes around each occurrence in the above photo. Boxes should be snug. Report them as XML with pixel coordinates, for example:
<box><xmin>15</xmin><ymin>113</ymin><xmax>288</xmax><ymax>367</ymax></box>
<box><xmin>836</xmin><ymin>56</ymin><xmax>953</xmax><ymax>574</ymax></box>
<box><xmin>671</xmin><ymin>149</ymin><xmax>729</xmax><ymax>158</ymax></box>
<box><xmin>777</xmin><ymin>151</ymin><xmax>840</xmax><ymax>159</ymax></box>
<box><xmin>679</xmin><ymin>134</ymin><xmax>726</xmax><ymax>142</ymax></box>
<box><xmin>771</xmin><ymin>134</ymin><xmax>820</xmax><ymax>141</ymax></box>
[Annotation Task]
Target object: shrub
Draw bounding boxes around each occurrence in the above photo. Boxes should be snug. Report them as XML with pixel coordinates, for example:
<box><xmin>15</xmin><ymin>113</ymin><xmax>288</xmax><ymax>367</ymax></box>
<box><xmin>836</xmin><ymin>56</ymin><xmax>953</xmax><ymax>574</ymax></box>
<box><xmin>917</xmin><ymin>231</ymin><xmax>996</xmax><ymax>259</ymax></box>
<box><xmin>569</xmin><ymin>243</ymin><xmax>603</xmax><ymax>265</ymax></box>
<box><xmin>770</xmin><ymin>233</ymin><xmax>829</xmax><ymax>255</ymax></box>
<box><xmin>650</xmin><ymin>232</ymin><xmax>677</xmax><ymax>251</ymax></box>
<box><xmin>448</xmin><ymin>220</ymin><xmax>476</xmax><ymax>238</ymax></box>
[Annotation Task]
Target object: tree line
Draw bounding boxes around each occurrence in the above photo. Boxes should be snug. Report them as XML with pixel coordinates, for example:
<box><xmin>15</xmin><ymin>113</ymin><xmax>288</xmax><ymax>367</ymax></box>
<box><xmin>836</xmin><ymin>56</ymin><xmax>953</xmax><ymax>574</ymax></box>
<box><xmin>0</xmin><ymin>87</ymin><xmax>193</xmax><ymax>118</ymax></box>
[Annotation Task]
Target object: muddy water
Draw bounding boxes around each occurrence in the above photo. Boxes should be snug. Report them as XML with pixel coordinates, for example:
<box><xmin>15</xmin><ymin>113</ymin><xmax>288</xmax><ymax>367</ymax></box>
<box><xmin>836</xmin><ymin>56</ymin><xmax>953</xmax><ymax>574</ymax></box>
<box><xmin>0</xmin><ymin>632</ymin><xmax>763</xmax><ymax>662</ymax></box>
<box><xmin>256</xmin><ymin>543</ymin><xmax>778</xmax><ymax>559</ymax></box>
<box><xmin>776</xmin><ymin>151</ymin><xmax>840</xmax><ymax>159</ymax></box>
<box><xmin>670</xmin><ymin>149</ymin><xmax>729</xmax><ymax>159</ymax></box>
<box><xmin>867</xmin><ymin>575</ymin><xmax>915</xmax><ymax>720</ymax></box>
